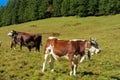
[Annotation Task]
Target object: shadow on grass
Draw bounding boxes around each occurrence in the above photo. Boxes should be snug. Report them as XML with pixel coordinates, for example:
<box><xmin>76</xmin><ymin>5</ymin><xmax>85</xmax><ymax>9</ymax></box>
<box><xmin>54</xmin><ymin>70</ymin><xmax>99</xmax><ymax>76</ymax></box>
<box><xmin>79</xmin><ymin>71</ymin><xmax>99</xmax><ymax>77</ymax></box>
<box><xmin>78</xmin><ymin>71</ymin><xmax>120</xmax><ymax>80</ymax></box>
<box><xmin>110</xmin><ymin>76</ymin><xmax>120</xmax><ymax>80</ymax></box>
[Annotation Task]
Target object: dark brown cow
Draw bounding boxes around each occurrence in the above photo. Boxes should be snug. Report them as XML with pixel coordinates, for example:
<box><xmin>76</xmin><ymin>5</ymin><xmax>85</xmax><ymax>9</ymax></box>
<box><xmin>42</xmin><ymin>37</ymin><xmax>101</xmax><ymax>76</ymax></box>
<box><xmin>8</xmin><ymin>30</ymin><xmax>42</xmax><ymax>52</ymax></box>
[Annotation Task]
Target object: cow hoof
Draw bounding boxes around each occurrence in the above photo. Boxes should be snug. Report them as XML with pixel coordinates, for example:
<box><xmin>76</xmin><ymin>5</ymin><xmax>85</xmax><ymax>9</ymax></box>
<box><xmin>42</xmin><ymin>69</ymin><xmax>45</xmax><ymax>72</ymax></box>
<box><xmin>70</xmin><ymin>71</ymin><xmax>73</xmax><ymax>76</ymax></box>
<box><xmin>51</xmin><ymin>69</ymin><xmax>54</xmax><ymax>72</ymax></box>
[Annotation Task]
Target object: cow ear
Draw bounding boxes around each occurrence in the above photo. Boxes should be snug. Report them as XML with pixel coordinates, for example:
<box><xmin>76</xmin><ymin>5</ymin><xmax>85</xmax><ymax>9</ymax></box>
<box><xmin>90</xmin><ymin>37</ymin><xmax>93</xmax><ymax>40</ymax></box>
<box><xmin>90</xmin><ymin>37</ymin><xmax>96</xmax><ymax>41</ymax></box>
<box><xmin>94</xmin><ymin>38</ymin><xmax>96</xmax><ymax>41</ymax></box>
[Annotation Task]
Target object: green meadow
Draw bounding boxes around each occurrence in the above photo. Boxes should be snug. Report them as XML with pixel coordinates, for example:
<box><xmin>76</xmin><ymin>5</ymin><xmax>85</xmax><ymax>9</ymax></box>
<box><xmin>0</xmin><ymin>15</ymin><xmax>120</xmax><ymax>80</ymax></box>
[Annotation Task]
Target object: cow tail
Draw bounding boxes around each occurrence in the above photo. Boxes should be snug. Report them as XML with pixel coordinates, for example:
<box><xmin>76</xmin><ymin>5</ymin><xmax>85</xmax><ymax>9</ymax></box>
<box><xmin>40</xmin><ymin>35</ymin><xmax>43</xmax><ymax>46</ymax></box>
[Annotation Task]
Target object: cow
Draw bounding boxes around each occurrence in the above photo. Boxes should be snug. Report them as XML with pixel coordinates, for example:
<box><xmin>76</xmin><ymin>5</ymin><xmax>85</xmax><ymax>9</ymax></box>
<box><xmin>42</xmin><ymin>37</ymin><xmax>101</xmax><ymax>76</ymax></box>
<box><xmin>8</xmin><ymin>30</ymin><xmax>42</xmax><ymax>52</ymax></box>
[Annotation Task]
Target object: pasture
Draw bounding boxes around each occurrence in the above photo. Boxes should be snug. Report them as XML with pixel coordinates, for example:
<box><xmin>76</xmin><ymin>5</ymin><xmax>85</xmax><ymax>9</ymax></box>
<box><xmin>0</xmin><ymin>15</ymin><xmax>120</xmax><ymax>80</ymax></box>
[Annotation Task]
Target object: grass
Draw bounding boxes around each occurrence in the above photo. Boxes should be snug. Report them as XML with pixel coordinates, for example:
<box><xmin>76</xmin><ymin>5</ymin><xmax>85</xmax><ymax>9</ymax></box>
<box><xmin>0</xmin><ymin>14</ymin><xmax>120</xmax><ymax>80</ymax></box>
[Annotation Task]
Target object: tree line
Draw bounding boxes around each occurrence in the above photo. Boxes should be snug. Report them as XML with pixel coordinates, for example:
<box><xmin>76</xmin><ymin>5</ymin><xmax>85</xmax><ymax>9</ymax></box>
<box><xmin>0</xmin><ymin>0</ymin><xmax>120</xmax><ymax>27</ymax></box>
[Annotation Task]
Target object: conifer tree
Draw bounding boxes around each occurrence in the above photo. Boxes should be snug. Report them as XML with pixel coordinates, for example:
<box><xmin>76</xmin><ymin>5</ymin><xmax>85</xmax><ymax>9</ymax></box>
<box><xmin>69</xmin><ymin>0</ymin><xmax>78</xmax><ymax>16</ymax></box>
<box><xmin>116</xmin><ymin>0</ymin><xmax>120</xmax><ymax>13</ymax></box>
<box><xmin>38</xmin><ymin>0</ymin><xmax>49</xmax><ymax>19</ymax></box>
<box><xmin>24</xmin><ymin>0</ymin><xmax>37</xmax><ymax>21</ymax></box>
<box><xmin>53</xmin><ymin>0</ymin><xmax>63</xmax><ymax>17</ymax></box>
<box><xmin>61</xmin><ymin>0</ymin><xmax>70</xmax><ymax>16</ymax></box>
<box><xmin>78</xmin><ymin>0</ymin><xmax>89</xmax><ymax>17</ymax></box>
<box><xmin>17</xmin><ymin>0</ymin><xmax>27</xmax><ymax>23</ymax></box>
<box><xmin>106</xmin><ymin>0</ymin><xmax>118</xmax><ymax>15</ymax></box>
<box><xmin>88</xmin><ymin>0</ymin><xmax>99</xmax><ymax>16</ymax></box>
<box><xmin>98</xmin><ymin>0</ymin><xmax>109</xmax><ymax>15</ymax></box>
<box><xmin>1</xmin><ymin>0</ymin><xmax>15</xmax><ymax>26</ymax></box>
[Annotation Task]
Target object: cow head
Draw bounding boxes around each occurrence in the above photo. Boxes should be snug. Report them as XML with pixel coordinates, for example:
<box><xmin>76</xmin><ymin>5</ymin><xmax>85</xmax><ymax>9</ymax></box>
<box><xmin>89</xmin><ymin>37</ymin><xmax>101</xmax><ymax>55</ymax></box>
<box><xmin>8</xmin><ymin>30</ymin><xmax>18</xmax><ymax>38</ymax></box>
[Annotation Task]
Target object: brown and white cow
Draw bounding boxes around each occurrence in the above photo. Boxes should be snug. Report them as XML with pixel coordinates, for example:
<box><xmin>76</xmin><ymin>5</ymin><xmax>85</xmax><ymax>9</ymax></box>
<box><xmin>8</xmin><ymin>30</ymin><xmax>42</xmax><ymax>52</ymax></box>
<box><xmin>42</xmin><ymin>37</ymin><xmax>101</xmax><ymax>76</ymax></box>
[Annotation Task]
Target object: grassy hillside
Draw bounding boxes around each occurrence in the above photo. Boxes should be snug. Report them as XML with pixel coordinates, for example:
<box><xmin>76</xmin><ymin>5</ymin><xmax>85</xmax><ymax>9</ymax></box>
<box><xmin>0</xmin><ymin>15</ymin><xmax>120</xmax><ymax>80</ymax></box>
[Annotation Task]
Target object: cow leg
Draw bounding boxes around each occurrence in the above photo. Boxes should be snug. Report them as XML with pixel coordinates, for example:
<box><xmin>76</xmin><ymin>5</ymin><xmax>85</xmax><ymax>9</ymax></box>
<box><xmin>68</xmin><ymin>54</ymin><xmax>74</xmax><ymax>76</ymax></box>
<box><xmin>36</xmin><ymin>45</ymin><xmax>40</xmax><ymax>52</ymax></box>
<box><xmin>42</xmin><ymin>53</ymin><xmax>49</xmax><ymax>72</ymax></box>
<box><xmin>73</xmin><ymin>62</ymin><xmax>77</xmax><ymax>76</ymax></box>
<box><xmin>73</xmin><ymin>55</ymin><xmax>79</xmax><ymax>76</ymax></box>
<box><xmin>80</xmin><ymin>50</ymin><xmax>89</xmax><ymax>63</ymax></box>
<box><xmin>85</xmin><ymin>49</ymin><xmax>91</xmax><ymax>60</ymax></box>
<box><xmin>20</xmin><ymin>43</ymin><xmax>22</xmax><ymax>50</ymax></box>
<box><xmin>80</xmin><ymin>55</ymin><xmax>86</xmax><ymax>63</ymax></box>
<box><xmin>28</xmin><ymin>46</ymin><xmax>32</xmax><ymax>52</ymax></box>
<box><xmin>87</xmin><ymin>51</ymin><xmax>91</xmax><ymax>60</ymax></box>
<box><xmin>49</xmin><ymin>54</ymin><xmax>54</xmax><ymax>72</ymax></box>
<box><xmin>11</xmin><ymin>41</ymin><xmax>16</xmax><ymax>50</ymax></box>
<box><xmin>20</xmin><ymin>36</ymin><xmax>24</xmax><ymax>51</ymax></box>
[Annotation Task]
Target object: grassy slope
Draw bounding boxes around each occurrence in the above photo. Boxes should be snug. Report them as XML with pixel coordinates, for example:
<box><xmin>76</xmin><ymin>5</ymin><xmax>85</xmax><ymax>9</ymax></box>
<box><xmin>0</xmin><ymin>15</ymin><xmax>120</xmax><ymax>80</ymax></box>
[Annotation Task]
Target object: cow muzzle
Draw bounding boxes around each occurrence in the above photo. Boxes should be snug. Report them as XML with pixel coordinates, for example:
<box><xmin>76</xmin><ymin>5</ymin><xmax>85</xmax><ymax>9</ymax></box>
<box><xmin>8</xmin><ymin>32</ymin><xmax>12</xmax><ymax>37</ymax></box>
<box><xmin>95</xmin><ymin>49</ymin><xmax>101</xmax><ymax>54</ymax></box>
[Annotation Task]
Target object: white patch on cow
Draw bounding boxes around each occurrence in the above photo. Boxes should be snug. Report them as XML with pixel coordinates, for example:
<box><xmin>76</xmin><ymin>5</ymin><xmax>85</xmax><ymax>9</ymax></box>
<box><xmin>45</xmin><ymin>45</ymin><xmax>52</xmax><ymax>53</ymax></box>
<box><xmin>47</xmin><ymin>45</ymin><xmax>68</xmax><ymax>60</ymax></box>
<box><xmin>70</xmin><ymin>39</ymin><xmax>85</xmax><ymax>41</ymax></box>
<box><xmin>80</xmin><ymin>55</ymin><xmax>86</xmax><ymax>63</ymax></box>
<box><xmin>42</xmin><ymin>53</ymin><xmax>49</xmax><ymax>72</ymax></box>
<box><xmin>95</xmin><ymin>48</ymin><xmax>100</xmax><ymax>54</ymax></box>
<box><xmin>70</xmin><ymin>71</ymin><xmax>73</xmax><ymax>76</ymax></box>
<box><xmin>50</xmin><ymin>48</ymin><xmax>59</xmax><ymax>60</ymax></box>
<box><xmin>48</xmin><ymin>36</ymin><xmax>56</xmax><ymax>39</ymax></box>
<box><xmin>8</xmin><ymin>32</ymin><xmax>12</xmax><ymax>37</ymax></box>
<box><xmin>42</xmin><ymin>45</ymin><xmax>53</xmax><ymax>72</ymax></box>
<box><xmin>48</xmin><ymin>36</ymin><xmax>61</xmax><ymax>40</ymax></box>
<box><xmin>51</xmin><ymin>53</ymin><xmax>59</xmax><ymax>60</ymax></box>
<box><xmin>70</xmin><ymin>39</ymin><xmax>79</xmax><ymax>41</ymax></box>
<box><xmin>89</xmin><ymin>46</ymin><xmax>100</xmax><ymax>55</ymax></box>
<box><xmin>45</xmin><ymin>44</ymin><xmax>59</xmax><ymax>60</ymax></box>
<box><xmin>73</xmin><ymin>63</ymin><xmax>77</xmax><ymax>76</ymax></box>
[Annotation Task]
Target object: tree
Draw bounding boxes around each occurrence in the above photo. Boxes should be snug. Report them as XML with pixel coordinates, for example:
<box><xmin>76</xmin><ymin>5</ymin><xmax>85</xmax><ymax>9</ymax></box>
<box><xmin>106</xmin><ymin>0</ymin><xmax>118</xmax><ymax>15</ymax></box>
<box><xmin>0</xmin><ymin>7</ymin><xmax>4</xmax><ymax>26</ymax></box>
<box><xmin>69</xmin><ymin>0</ymin><xmax>78</xmax><ymax>16</ymax></box>
<box><xmin>98</xmin><ymin>0</ymin><xmax>109</xmax><ymax>15</ymax></box>
<box><xmin>116</xmin><ymin>0</ymin><xmax>120</xmax><ymax>14</ymax></box>
<box><xmin>61</xmin><ymin>0</ymin><xmax>70</xmax><ymax>16</ymax></box>
<box><xmin>77</xmin><ymin>0</ymin><xmax>89</xmax><ymax>17</ymax></box>
<box><xmin>1</xmin><ymin>0</ymin><xmax>16</xmax><ymax>26</ymax></box>
<box><xmin>38</xmin><ymin>0</ymin><xmax>49</xmax><ymax>19</ymax></box>
<box><xmin>17</xmin><ymin>0</ymin><xmax>27</xmax><ymax>23</ymax></box>
<box><xmin>35</xmin><ymin>0</ymin><xmax>42</xmax><ymax>19</ymax></box>
<box><xmin>53</xmin><ymin>0</ymin><xmax>63</xmax><ymax>17</ymax></box>
<box><xmin>88</xmin><ymin>0</ymin><xmax>99</xmax><ymax>16</ymax></box>
<box><xmin>24</xmin><ymin>0</ymin><xmax>37</xmax><ymax>21</ymax></box>
<box><xmin>11</xmin><ymin>0</ymin><xmax>19</xmax><ymax>24</ymax></box>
